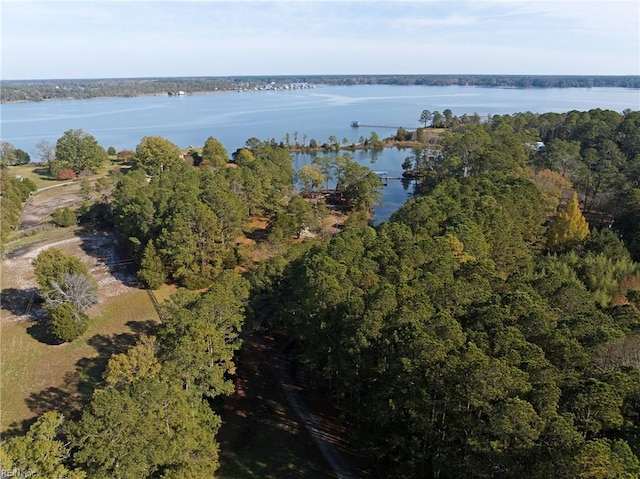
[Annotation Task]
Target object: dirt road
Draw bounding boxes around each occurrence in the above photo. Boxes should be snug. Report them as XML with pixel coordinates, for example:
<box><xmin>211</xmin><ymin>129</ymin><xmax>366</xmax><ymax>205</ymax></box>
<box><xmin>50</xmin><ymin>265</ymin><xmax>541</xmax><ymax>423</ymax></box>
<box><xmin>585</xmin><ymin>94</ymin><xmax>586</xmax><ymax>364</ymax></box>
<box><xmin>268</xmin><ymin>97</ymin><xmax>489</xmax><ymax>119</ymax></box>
<box><xmin>267</xmin><ymin>338</ymin><xmax>361</xmax><ymax>479</ymax></box>
<box><xmin>18</xmin><ymin>182</ymin><xmax>84</xmax><ymax>229</ymax></box>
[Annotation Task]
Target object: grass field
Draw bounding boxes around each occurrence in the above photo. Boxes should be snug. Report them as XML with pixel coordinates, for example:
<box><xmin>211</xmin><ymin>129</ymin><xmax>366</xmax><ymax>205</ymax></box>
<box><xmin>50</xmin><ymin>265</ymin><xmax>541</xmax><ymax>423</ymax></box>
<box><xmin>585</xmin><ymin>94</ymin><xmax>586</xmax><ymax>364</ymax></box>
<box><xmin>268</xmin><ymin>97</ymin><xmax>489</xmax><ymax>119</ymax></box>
<box><xmin>0</xmin><ymin>289</ymin><xmax>159</xmax><ymax>433</ymax></box>
<box><xmin>5</xmin><ymin>164</ymin><xmax>65</xmax><ymax>190</ymax></box>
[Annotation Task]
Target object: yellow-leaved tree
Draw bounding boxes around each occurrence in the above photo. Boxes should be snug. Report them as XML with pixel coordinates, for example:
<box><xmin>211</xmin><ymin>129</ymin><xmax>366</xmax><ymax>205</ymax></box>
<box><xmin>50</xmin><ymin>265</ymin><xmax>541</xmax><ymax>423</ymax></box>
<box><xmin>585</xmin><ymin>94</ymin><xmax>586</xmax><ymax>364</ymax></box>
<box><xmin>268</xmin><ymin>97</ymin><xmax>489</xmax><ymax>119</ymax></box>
<box><xmin>546</xmin><ymin>192</ymin><xmax>589</xmax><ymax>251</ymax></box>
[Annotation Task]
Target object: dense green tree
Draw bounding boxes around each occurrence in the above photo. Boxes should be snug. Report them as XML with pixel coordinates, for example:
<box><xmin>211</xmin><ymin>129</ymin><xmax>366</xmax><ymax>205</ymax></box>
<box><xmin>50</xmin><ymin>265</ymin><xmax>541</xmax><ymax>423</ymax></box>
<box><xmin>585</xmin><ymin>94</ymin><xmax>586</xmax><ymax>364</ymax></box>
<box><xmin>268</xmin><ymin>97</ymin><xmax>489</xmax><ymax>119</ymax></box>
<box><xmin>0</xmin><ymin>141</ymin><xmax>30</xmax><ymax>166</ymax></box>
<box><xmin>33</xmin><ymin>248</ymin><xmax>97</xmax><ymax>341</ymax></box>
<box><xmin>200</xmin><ymin>170</ymin><xmax>247</xmax><ymax>241</ymax></box>
<box><xmin>201</xmin><ymin>136</ymin><xmax>229</xmax><ymax>168</ymax></box>
<box><xmin>312</xmin><ymin>155</ymin><xmax>336</xmax><ymax>190</ymax></box>
<box><xmin>51</xmin><ymin>206</ymin><xmax>77</xmax><ymax>227</ymax></box>
<box><xmin>617</xmin><ymin>110</ymin><xmax>640</xmax><ymax>160</ymax></box>
<box><xmin>158</xmin><ymin>202</ymin><xmax>225</xmax><ymax>289</ymax></box>
<box><xmin>419</xmin><ymin>109</ymin><xmax>432</xmax><ymax>127</ymax></box>
<box><xmin>526</xmin><ymin>168</ymin><xmax>574</xmax><ymax>214</ymax></box>
<box><xmin>52</xmin><ymin>129</ymin><xmax>108</xmax><ymax>175</ymax></box>
<box><xmin>432</xmin><ymin>110</ymin><xmax>444</xmax><ymax>128</ymax></box>
<box><xmin>158</xmin><ymin>271</ymin><xmax>248</xmax><ymax>398</ymax></box>
<box><xmin>574</xmin><ymin>439</ymin><xmax>640</xmax><ymax>478</ymax></box>
<box><xmin>134</xmin><ymin>136</ymin><xmax>182</xmax><ymax>175</ymax></box>
<box><xmin>335</xmin><ymin>154</ymin><xmax>383</xmax><ymax>212</ymax></box>
<box><xmin>542</xmin><ymin>139</ymin><xmax>584</xmax><ymax>176</ymax></box>
<box><xmin>268</xmin><ymin>195</ymin><xmax>313</xmax><ymax>241</ymax></box>
<box><xmin>110</xmin><ymin>169</ymin><xmax>156</xmax><ymax>248</ymax></box>
<box><xmin>137</xmin><ymin>240</ymin><xmax>166</xmax><ymax>289</ymax></box>
<box><xmin>1</xmin><ymin>412</ymin><xmax>86</xmax><ymax>478</ymax></box>
<box><xmin>297</xmin><ymin>163</ymin><xmax>325</xmax><ymax>192</ymax></box>
<box><xmin>103</xmin><ymin>335</ymin><xmax>161</xmax><ymax>389</ymax></box>
<box><xmin>241</xmin><ymin>109</ymin><xmax>640</xmax><ymax>478</ymax></box>
<box><xmin>0</xmin><ymin>173</ymin><xmax>37</xmax><ymax>250</ymax></box>
<box><xmin>33</xmin><ymin>248</ymin><xmax>91</xmax><ymax>299</ymax></box>
<box><xmin>67</xmin><ymin>377</ymin><xmax>220</xmax><ymax>479</ymax></box>
<box><xmin>48</xmin><ymin>302</ymin><xmax>88</xmax><ymax>342</ymax></box>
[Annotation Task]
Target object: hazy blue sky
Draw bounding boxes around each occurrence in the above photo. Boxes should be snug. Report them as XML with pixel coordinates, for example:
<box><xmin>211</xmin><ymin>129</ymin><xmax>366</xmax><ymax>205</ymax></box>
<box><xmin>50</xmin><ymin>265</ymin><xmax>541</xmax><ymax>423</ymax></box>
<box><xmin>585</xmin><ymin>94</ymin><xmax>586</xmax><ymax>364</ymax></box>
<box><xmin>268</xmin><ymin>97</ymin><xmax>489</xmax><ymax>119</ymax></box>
<box><xmin>2</xmin><ymin>0</ymin><xmax>639</xmax><ymax>80</ymax></box>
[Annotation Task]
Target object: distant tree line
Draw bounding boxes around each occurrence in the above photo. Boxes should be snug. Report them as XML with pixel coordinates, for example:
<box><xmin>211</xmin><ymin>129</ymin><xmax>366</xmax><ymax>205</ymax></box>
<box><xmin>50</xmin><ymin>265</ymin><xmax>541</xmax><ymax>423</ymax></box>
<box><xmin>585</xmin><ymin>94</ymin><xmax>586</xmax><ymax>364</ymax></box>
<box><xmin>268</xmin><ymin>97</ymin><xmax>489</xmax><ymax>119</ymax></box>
<box><xmin>0</xmin><ymin>77</ymin><xmax>239</xmax><ymax>103</ymax></box>
<box><xmin>311</xmin><ymin>74</ymin><xmax>640</xmax><ymax>89</ymax></box>
<box><xmin>2</xmin><ymin>75</ymin><xmax>639</xmax><ymax>103</ymax></box>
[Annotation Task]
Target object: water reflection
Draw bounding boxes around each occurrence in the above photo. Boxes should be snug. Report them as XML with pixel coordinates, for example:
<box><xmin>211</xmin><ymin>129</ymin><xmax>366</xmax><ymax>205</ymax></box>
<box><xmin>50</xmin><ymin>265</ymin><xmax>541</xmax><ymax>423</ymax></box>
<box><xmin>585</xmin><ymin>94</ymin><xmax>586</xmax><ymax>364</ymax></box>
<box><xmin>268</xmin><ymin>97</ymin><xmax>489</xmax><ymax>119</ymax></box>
<box><xmin>292</xmin><ymin>147</ymin><xmax>418</xmax><ymax>224</ymax></box>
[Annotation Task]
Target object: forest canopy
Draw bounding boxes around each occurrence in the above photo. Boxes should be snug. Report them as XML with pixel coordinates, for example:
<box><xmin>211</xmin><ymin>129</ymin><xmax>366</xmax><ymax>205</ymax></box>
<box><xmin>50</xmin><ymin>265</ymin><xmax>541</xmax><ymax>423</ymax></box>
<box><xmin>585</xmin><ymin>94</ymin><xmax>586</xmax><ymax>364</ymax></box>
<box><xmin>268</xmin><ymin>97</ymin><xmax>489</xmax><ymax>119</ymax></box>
<box><xmin>2</xmin><ymin>107</ymin><xmax>640</xmax><ymax>478</ymax></box>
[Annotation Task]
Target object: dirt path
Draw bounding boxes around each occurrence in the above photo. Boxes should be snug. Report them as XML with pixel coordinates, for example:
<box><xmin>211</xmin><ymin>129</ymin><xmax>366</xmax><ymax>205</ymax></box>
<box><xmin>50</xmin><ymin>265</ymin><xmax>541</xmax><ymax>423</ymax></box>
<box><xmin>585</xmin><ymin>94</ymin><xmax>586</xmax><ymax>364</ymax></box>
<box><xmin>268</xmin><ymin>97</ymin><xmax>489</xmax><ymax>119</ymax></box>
<box><xmin>18</xmin><ymin>182</ymin><xmax>84</xmax><ymax>230</ymax></box>
<box><xmin>268</xmin><ymin>338</ymin><xmax>360</xmax><ymax>479</ymax></box>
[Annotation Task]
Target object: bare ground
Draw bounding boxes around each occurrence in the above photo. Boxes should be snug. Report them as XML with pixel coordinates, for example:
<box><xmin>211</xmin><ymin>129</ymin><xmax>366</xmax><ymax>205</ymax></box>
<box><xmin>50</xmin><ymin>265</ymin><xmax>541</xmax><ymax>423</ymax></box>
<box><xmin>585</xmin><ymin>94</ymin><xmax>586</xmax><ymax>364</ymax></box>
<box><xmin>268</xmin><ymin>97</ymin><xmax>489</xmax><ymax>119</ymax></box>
<box><xmin>1</xmin><ymin>231</ymin><xmax>138</xmax><ymax>323</ymax></box>
<box><xmin>2</xmin><ymin>177</ymin><xmax>138</xmax><ymax>322</ymax></box>
<box><xmin>0</xmin><ymin>182</ymin><xmax>151</xmax><ymax>432</ymax></box>
<box><xmin>18</xmin><ymin>182</ymin><xmax>85</xmax><ymax>230</ymax></box>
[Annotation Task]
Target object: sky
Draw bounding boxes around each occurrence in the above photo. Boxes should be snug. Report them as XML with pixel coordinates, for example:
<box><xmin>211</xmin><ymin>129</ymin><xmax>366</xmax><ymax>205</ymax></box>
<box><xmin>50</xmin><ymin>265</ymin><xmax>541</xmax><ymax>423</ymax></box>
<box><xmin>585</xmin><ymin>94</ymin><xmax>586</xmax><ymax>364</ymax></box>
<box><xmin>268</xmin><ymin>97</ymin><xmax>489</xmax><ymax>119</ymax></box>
<box><xmin>1</xmin><ymin>0</ymin><xmax>639</xmax><ymax>80</ymax></box>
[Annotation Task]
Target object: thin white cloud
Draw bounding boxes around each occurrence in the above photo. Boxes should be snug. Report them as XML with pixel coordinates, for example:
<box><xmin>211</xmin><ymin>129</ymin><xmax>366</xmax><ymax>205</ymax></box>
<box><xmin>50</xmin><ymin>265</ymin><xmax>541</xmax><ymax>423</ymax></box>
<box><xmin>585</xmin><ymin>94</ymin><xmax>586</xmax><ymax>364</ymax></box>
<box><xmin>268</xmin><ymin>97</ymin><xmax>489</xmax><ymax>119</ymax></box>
<box><xmin>1</xmin><ymin>0</ymin><xmax>638</xmax><ymax>79</ymax></box>
<box><xmin>391</xmin><ymin>14</ymin><xmax>477</xmax><ymax>28</ymax></box>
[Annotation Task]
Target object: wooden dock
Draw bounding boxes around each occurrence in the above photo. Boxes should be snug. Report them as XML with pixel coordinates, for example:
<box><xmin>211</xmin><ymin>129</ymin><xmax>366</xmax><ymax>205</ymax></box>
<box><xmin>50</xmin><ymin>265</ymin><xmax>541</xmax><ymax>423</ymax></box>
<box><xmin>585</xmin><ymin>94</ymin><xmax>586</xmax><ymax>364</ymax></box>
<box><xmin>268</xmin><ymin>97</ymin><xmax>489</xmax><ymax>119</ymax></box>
<box><xmin>352</xmin><ymin>121</ymin><xmax>414</xmax><ymax>130</ymax></box>
<box><xmin>374</xmin><ymin>171</ymin><xmax>406</xmax><ymax>181</ymax></box>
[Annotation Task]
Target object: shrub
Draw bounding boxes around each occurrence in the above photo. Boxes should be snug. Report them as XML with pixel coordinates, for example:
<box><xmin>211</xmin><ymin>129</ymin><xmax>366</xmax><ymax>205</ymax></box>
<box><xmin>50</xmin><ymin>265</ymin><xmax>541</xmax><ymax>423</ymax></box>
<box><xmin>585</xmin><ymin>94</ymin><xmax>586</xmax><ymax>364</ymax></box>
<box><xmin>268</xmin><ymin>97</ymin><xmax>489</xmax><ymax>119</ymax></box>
<box><xmin>57</xmin><ymin>168</ymin><xmax>76</xmax><ymax>180</ymax></box>
<box><xmin>48</xmin><ymin>302</ymin><xmax>88</xmax><ymax>342</ymax></box>
<box><xmin>51</xmin><ymin>207</ymin><xmax>77</xmax><ymax>227</ymax></box>
<box><xmin>116</xmin><ymin>150</ymin><xmax>135</xmax><ymax>163</ymax></box>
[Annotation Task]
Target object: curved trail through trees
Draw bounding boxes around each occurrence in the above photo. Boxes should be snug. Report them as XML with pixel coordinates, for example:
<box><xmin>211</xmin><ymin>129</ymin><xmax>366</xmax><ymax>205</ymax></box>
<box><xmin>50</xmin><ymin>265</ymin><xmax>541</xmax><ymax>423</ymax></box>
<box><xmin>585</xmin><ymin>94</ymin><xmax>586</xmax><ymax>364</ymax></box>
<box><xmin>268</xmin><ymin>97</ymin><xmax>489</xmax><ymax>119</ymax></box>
<box><xmin>268</xmin><ymin>339</ymin><xmax>359</xmax><ymax>479</ymax></box>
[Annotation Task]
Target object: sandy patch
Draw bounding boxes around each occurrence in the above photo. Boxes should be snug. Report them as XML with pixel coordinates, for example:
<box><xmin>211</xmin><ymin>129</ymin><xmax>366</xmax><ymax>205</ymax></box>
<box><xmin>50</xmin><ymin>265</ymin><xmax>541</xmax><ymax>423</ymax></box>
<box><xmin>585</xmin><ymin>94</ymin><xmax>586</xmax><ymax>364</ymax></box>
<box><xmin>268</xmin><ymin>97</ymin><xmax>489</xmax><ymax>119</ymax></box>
<box><xmin>1</xmin><ymin>231</ymin><xmax>137</xmax><ymax>322</ymax></box>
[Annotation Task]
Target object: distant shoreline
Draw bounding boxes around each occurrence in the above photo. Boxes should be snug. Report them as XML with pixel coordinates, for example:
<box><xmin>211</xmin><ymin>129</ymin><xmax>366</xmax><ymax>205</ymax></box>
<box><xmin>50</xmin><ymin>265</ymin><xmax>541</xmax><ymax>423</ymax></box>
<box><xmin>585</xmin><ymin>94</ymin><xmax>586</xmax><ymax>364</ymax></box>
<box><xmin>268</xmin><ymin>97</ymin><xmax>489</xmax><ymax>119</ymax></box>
<box><xmin>2</xmin><ymin>74</ymin><xmax>639</xmax><ymax>104</ymax></box>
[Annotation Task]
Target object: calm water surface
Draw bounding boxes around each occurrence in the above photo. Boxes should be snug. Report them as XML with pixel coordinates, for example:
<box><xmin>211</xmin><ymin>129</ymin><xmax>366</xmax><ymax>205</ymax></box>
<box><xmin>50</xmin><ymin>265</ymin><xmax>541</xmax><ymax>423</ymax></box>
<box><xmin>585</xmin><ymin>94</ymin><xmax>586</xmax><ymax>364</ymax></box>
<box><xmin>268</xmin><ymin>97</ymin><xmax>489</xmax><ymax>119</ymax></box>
<box><xmin>2</xmin><ymin>84</ymin><xmax>638</xmax><ymax>221</ymax></box>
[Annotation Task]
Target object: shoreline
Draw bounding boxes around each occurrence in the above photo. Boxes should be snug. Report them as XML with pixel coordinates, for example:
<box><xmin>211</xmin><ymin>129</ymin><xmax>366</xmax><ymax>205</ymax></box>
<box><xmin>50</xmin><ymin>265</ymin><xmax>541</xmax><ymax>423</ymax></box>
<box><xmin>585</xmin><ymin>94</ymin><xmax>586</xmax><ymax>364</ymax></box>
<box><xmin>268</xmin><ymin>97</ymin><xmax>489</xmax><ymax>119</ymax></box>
<box><xmin>0</xmin><ymin>88</ymin><xmax>243</xmax><ymax>105</ymax></box>
<box><xmin>0</xmin><ymin>84</ymin><xmax>322</xmax><ymax>105</ymax></box>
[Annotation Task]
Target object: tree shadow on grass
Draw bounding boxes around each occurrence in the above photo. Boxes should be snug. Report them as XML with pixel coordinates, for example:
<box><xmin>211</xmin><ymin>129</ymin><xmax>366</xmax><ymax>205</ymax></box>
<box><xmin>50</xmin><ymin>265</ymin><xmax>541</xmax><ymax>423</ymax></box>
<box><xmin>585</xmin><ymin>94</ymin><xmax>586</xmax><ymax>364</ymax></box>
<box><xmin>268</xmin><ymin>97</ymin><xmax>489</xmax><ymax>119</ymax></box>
<box><xmin>18</xmin><ymin>319</ymin><xmax>160</xmax><ymax>433</ymax></box>
<box><xmin>0</xmin><ymin>287</ymin><xmax>63</xmax><ymax>345</ymax></box>
<box><xmin>76</xmin><ymin>227</ymin><xmax>139</xmax><ymax>289</ymax></box>
<box><xmin>25</xmin><ymin>371</ymin><xmax>84</xmax><ymax>419</ymax></box>
<box><xmin>32</xmin><ymin>167</ymin><xmax>56</xmax><ymax>179</ymax></box>
<box><xmin>0</xmin><ymin>287</ymin><xmax>41</xmax><ymax>317</ymax></box>
<box><xmin>3</xmin><ymin>417</ymin><xmax>39</xmax><ymax>440</ymax></box>
<box><xmin>26</xmin><ymin>320</ymin><xmax>63</xmax><ymax>345</ymax></box>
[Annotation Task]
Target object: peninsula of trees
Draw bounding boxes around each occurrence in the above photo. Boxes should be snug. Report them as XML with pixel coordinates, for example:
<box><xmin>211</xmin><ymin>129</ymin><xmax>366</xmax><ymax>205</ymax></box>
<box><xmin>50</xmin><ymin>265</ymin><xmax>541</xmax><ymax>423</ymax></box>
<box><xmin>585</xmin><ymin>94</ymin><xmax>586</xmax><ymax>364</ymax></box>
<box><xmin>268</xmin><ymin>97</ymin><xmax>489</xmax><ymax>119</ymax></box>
<box><xmin>1</xmin><ymin>74</ymin><xmax>639</xmax><ymax>103</ymax></box>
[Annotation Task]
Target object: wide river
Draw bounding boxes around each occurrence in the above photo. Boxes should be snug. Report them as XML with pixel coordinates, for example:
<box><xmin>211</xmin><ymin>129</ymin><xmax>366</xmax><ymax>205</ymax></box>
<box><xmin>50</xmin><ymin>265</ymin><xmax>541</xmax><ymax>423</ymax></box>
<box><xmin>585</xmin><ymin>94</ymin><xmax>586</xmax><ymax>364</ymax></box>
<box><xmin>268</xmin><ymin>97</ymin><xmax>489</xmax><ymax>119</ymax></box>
<box><xmin>2</xmin><ymin>84</ymin><xmax>639</xmax><ymax>221</ymax></box>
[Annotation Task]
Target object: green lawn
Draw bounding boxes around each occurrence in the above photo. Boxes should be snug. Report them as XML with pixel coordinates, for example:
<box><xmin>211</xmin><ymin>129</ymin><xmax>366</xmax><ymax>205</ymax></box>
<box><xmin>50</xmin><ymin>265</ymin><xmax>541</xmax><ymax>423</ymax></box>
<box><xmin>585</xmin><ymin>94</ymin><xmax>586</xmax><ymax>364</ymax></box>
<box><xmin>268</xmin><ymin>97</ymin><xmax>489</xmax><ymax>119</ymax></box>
<box><xmin>0</xmin><ymin>289</ymin><xmax>159</xmax><ymax>433</ymax></box>
<box><xmin>5</xmin><ymin>164</ymin><xmax>64</xmax><ymax>189</ymax></box>
<box><xmin>6</xmin><ymin>162</ymin><xmax>127</xmax><ymax>190</ymax></box>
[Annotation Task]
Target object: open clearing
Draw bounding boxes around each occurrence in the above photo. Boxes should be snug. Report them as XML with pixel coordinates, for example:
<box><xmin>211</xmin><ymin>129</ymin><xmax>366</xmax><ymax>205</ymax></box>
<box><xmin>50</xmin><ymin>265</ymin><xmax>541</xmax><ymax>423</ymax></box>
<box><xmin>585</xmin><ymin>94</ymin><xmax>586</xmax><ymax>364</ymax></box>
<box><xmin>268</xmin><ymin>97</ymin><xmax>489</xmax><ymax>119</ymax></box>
<box><xmin>1</xmin><ymin>169</ymin><xmax>162</xmax><ymax>432</ymax></box>
<box><xmin>0</xmin><ymin>227</ymin><xmax>161</xmax><ymax>432</ymax></box>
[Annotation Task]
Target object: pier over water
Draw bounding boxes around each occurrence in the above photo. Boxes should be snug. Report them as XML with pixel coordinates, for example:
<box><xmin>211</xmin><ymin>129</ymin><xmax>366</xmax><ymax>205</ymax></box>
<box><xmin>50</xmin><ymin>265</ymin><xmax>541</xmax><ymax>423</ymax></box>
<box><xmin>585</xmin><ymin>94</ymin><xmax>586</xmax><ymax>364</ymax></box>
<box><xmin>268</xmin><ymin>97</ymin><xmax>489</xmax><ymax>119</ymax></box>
<box><xmin>351</xmin><ymin>121</ymin><xmax>415</xmax><ymax>130</ymax></box>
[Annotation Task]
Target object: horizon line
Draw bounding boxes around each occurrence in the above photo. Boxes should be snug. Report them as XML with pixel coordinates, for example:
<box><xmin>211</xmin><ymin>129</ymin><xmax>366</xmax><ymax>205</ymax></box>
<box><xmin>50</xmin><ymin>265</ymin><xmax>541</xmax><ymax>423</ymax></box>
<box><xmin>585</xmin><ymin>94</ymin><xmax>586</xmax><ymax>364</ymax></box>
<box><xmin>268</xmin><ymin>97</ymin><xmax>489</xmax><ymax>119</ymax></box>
<box><xmin>2</xmin><ymin>73</ymin><xmax>640</xmax><ymax>83</ymax></box>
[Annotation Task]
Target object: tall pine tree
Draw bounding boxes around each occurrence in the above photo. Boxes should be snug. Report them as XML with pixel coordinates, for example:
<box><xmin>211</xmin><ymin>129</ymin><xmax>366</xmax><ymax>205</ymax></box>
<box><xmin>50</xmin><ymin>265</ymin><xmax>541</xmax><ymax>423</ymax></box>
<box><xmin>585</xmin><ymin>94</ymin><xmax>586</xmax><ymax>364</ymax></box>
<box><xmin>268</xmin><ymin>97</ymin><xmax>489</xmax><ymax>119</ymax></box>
<box><xmin>547</xmin><ymin>192</ymin><xmax>589</xmax><ymax>251</ymax></box>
